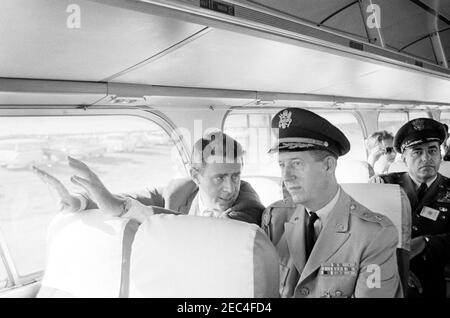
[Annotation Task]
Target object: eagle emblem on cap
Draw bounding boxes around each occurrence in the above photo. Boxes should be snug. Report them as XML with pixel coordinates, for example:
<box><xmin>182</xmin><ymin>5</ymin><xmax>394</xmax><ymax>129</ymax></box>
<box><xmin>412</xmin><ymin>119</ymin><xmax>425</xmax><ymax>131</ymax></box>
<box><xmin>279</xmin><ymin>110</ymin><xmax>292</xmax><ymax>129</ymax></box>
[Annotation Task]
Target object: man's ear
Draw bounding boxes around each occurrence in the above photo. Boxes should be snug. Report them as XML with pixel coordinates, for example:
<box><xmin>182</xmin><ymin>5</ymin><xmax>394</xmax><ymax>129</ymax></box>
<box><xmin>324</xmin><ymin>156</ymin><xmax>337</xmax><ymax>174</ymax></box>
<box><xmin>401</xmin><ymin>152</ymin><xmax>406</xmax><ymax>163</ymax></box>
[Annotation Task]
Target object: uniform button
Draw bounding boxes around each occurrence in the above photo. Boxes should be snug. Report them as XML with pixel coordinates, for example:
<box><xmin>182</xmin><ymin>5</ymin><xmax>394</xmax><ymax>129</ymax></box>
<box><xmin>412</xmin><ymin>226</ymin><xmax>418</xmax><ymax>231</ymax></box>
<box><xmin>300</xmin><ymin>287</ymin><xmax>309</xmax><ymax>296</ymax></box>
<box><xmin>350</xmin><ymin>204</ymin><xmax>356</xmax><ymax>210</ymax></box>
<box><xmin>335</xmin><ymin>290</ymin><xmax>343</xmax><ymax>297</ymax></box>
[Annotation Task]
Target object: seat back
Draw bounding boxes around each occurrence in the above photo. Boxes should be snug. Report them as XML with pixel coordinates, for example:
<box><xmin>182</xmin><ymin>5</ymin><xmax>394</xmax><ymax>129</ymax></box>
<box><xmin>129</xmin><ymin>214</ymin><xmax>280</xmax><ymax>298</ymax></box>
<box><xmin>37</xmin><ymin>211</ymin><xmax>138</xmax><ymax>298</ymax></box>
<box><xmin>388</xmin><ymin>161</ymin><xmax>408</xmax><ymax>173</ymax></box>
<box><xmin>388</xmin><ymin>160</ymin><xmax>450</xmax><ymax>178</ymax></box>
<box><xmin>336</xmin><ymin>160</ymin><xmax>371</xmax><ymax>183</ymax></box>
<box><xmin>341</xmin><ymin>183</ymin><xmax>411</xmax><ymax>294</ymax></box>
<box><xmin>439</xmin><ymin>161</ymin><xmax>450</xmax><ymax>178</ymax></box>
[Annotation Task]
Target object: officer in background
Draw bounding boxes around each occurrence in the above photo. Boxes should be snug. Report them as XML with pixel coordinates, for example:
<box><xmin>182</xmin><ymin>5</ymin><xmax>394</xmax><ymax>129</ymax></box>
<box><xmin>262</xmin><ymin>108</ymin><xmax>402</xmax><ymax>298</ymax></box>
<box><xmin>370</xmin><ymin>118</ymin><xmax>450</xmax><ymax>298</ymax></box>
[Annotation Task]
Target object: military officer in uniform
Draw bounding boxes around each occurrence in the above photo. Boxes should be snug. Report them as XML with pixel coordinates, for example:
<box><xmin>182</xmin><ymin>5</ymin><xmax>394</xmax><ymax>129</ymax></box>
<box><xmin>370</xmin><ymin>118</ymin><xmax>450</xmax><ymax>298</ymax></box>
<box><xmin>262</xmin><ymin>108</ymin><xmax>402</xmax><ymax>298</ymax></box>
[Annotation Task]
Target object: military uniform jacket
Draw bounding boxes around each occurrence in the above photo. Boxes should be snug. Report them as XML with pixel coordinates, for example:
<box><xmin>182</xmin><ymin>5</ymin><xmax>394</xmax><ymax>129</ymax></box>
<box><xmin>262</xmin><ymin>188</ymin><xmax>402</xmax><ymax>298</ymax></box>
<box><xmin>381</xmin><ymin>172</ymin><xmax>450</xmax><ymax>297</ymax></box>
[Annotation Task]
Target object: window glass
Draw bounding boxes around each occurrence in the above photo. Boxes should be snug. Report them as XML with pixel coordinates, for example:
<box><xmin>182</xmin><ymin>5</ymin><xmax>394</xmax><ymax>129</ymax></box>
<box><xmin>0</xmin><ymin>255</ymin><xmax>8</xmax><ymax>289</ymax></box>
<box><xmin>378</xmin><ymin>112</ymin><xmax>408</xmax><ymax>136</ymax></box>
<box><xmin>0</xmin><ymin>115</ymin><xmax>184</xmax><ymax>283</ymax></box>
<box><xmin>224</xmin><ymin>109</ymin><xmax>366</xmax><ymax>193</ymax></box>
<box><xmin>409</xmin><ymin>111</ymin><xmax>431</xmax><ymax>120</ymax></box>
<box><xmin>440</xmin><ymin>112</ymin><xmax>450</xmax><ymax>128</ymax></box>
<box><xmin>225</xmin><ymin>113</ymin><xmax>277</xmax><ymax>178</ymax></box>
<box><xmin>316</xmin><ymin>111</ymin><xmax>365</xmax><ymax>162</ymax></box>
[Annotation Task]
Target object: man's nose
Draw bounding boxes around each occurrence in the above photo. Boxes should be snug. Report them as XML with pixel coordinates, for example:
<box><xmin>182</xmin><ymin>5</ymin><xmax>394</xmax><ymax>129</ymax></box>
<box><xmin>281</xmin><ymin>165</ymin><xmax>294</xmax><ymax>182</ymax></box>
<box><xmin>421</xmin><ymin>151</ymin><xmax>432</xmax><ymax>160</ymax></box>
<box><xmin>222</xmin><ymin>177</ymin><xmax>233</xmax><ymax>192</ymax></box>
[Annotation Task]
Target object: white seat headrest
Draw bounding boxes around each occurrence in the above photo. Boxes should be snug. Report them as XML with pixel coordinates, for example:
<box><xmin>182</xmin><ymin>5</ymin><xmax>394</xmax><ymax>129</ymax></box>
<box><xmin>341</xmin><ymin>183</ymin><xmax>411</xmax><ymax>251</ymax></box>
<box><xmin>37</xmin><ymin>211</ymin><xmax>138</xmax><ymax>298</ymax></box>
<box><xmin>129</xmin><ymin>214</ymin><xmax>279</xmax><ymax>298</ymax></box>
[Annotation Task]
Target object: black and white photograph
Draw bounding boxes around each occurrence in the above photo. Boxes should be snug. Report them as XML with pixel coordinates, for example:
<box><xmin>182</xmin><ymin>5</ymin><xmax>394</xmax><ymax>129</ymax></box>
<box><xmin>0</xmin><ymin>0</ymin><xmax>449</xmax><ymax>303</ymax></box>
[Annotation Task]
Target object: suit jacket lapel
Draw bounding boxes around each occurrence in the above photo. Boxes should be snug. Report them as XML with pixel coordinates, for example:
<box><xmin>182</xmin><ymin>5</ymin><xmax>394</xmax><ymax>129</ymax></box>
<box><xmin>298</xmin><ymin>189</ymin><xmax>351</xmax><ymax>284</ymax></box>
<box><xmin>285</xmin><ymin>206</ymin><xmax>307</xmax><ymax>276</ymax></box>
<box><xmin>164</xmin><ymin>180</ymin><xmax>199</xmax><ymax>214</ymax></box>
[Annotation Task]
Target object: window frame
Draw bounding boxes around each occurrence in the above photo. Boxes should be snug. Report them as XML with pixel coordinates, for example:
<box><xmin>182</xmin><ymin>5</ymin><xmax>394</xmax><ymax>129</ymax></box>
<box><xmin>222</xmin><ymin>107</ymin><xmax>367</xmax><ymax>164</ymax></box>
<box><xmin>0</xmin><ymin>107</ymin><xmax>188</xmax><ymax>291</ymax></box>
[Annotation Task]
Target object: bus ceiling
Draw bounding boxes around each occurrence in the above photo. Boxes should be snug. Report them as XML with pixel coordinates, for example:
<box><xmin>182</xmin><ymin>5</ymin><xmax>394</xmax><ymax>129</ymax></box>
<box><xmin>0</xmin><ymin>0</ymin><xmax>449</xmax><ymax>108</ymax></box>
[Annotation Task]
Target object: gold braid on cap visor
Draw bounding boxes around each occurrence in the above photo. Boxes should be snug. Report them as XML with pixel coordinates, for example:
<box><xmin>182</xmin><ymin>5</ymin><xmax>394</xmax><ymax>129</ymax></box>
<box><xmin>401</xmin><ymin>137</ymin><xmax>441</xmax><ymax>153</ymax></box>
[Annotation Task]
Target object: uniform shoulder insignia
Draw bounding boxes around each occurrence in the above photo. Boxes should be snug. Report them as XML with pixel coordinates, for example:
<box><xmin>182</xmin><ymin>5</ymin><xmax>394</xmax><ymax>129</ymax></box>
<box><xmin>350</xmin><ymin>202</ymin><xmax>393</xmax><ymax>228</ymax></box>
<box><xmin>440</xmin><ymin>175</ymin><xmax>450</xmax><ymax>186</ymax></box>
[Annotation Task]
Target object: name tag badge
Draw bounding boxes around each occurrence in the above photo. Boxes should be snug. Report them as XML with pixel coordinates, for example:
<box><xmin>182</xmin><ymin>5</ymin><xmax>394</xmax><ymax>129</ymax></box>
<box><xmin>420</xmin><ymin>206</ymin><xmax>440</xmax><ymax>221</ymax></box>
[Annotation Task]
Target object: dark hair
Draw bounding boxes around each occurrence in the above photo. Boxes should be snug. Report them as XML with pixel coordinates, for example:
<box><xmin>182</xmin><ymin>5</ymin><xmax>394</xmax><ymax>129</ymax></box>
<box><xmin>190</xmin><ymin>131</ymin><xmax>244</xmax><ymax>172</ymax></box>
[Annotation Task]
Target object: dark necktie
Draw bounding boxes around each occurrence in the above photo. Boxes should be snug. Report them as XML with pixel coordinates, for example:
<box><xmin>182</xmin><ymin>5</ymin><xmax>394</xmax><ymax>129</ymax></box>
<box><xmin>417</xmin><ymin>183</ymin><xmax>428</xmax><ymax>202</ymax></box>
<box><xmin>305</xmin><ymin>211</ymin><xmax>319</xmax><ymax>261</ymax></box>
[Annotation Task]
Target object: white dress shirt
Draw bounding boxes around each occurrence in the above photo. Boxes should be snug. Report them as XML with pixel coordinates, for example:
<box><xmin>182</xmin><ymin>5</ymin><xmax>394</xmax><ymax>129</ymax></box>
<box><xmin>306</xmin><ymin>187</ymin><xmax>341</xmax><ymax>240</ymax></box>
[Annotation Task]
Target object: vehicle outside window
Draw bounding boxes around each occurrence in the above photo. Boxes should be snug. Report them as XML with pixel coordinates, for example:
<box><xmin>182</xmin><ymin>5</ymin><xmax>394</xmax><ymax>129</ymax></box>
<box><xmin>0</xmin><ymin>114</ymin><xmax>185</xmax><ymax>292</ymax></box>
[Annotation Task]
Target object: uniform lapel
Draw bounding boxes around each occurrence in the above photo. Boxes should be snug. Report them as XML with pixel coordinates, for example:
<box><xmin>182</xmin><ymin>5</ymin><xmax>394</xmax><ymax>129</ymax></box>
<box><xmin>298</xmin><ymin>189</ymin><xmax>351</xmax><ymax>285</ymax></box>
<box><xmin>399</xmin><ymin>174</ymin><xmax>418</xmax><ymax>210</ymax></box>
<box><xmin>285</xmin><ymin>206</ymin><xmax>307</xmax><ymax>275</ymax></box>
<box><xmin>415</xmin><ymin>173</ymin><xmax>442</xmax><ymax>213</ymax></box>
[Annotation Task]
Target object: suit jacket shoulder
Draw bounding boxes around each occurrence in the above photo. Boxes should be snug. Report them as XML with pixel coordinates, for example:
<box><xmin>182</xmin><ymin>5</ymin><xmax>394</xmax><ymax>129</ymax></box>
<box><xmin>227</xmin><ymin>180</ymin><xmax>265</xmax><ymax>226</ymax></box>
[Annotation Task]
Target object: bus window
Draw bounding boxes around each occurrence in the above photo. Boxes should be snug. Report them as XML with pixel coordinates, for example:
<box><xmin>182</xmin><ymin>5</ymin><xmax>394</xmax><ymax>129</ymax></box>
<box><xmin>224</xmin><ymin>109</ymin><xmax>367</xmax><ymax>186</ymax></box>
<box><xmin>0</xmin><ymin>115</ymin><xmax>185</xmax><ymax>289</ymax></box>
<box><xmin>317</xmin><ymin>112</ymin><xmax>365</xmax><ymax>162</ymax></box>
<box><xmin>440</xmin><ymin>112</ymin><xmax>450</xmax><ymax>127</ymax></box>
<box><xmin>378</xmin><ymin>112</ymin><xmax>408</xmax><ymax>136</ymax></box>
<box><xmin>409</xmin><ymin>111</ymin><xmax>431</xmax><ymax>120</ymax></box>
<box><xmin>0</xmin><ymin>256</ymin><xmax>7</xmax><ymax>289</ymax></box>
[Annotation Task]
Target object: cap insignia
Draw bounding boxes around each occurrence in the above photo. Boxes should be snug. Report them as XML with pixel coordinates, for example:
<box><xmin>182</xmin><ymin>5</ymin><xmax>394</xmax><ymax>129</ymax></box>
<box><xmin>412</xmin><ymin>119</ymin><xmax>425</xmax><ymax>131</ymax></box>
<box><xmin>279</xmin><ymin>110</ymin><xmax>292</xmax><ymax>129</ymax></box>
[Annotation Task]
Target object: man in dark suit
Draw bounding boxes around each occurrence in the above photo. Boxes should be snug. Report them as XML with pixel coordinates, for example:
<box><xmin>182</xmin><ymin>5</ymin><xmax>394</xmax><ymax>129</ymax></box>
<box><xmin>370</xmin><ymin>118</ymin><xmax>450</xmax><ymax>297</ymax></box>
<box><xmin>33</xmin><ymin>131</ymin><xmax>264</xmax><ymax>226</ymax></box>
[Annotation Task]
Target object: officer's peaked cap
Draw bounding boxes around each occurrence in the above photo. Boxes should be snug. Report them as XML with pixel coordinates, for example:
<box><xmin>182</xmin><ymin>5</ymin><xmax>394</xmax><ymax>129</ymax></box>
<box><xmin>269</xmin><ymin>108</ymin><xmax>350</xmax><ymax>156</ymax></box>
<box><xmin>394</xmin><ymin>118</ymin><xmax>447</xmax><ymax>153</ymax></box>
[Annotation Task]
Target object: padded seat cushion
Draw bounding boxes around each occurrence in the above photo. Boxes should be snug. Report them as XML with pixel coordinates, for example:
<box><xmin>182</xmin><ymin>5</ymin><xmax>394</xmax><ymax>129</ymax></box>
<box><xmin>129</xmin><ymin>214</ymin><xmax>279</xmax><ymax>298</ymax></box>
<box><xmin>37</xmin><ymin>211</ymin><xmax>138</xmax><ymax>298</ymax></box>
